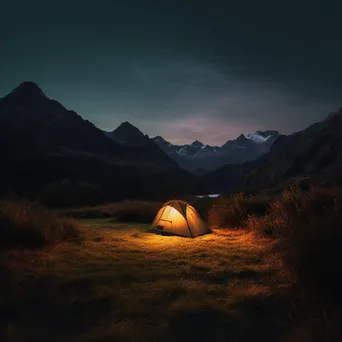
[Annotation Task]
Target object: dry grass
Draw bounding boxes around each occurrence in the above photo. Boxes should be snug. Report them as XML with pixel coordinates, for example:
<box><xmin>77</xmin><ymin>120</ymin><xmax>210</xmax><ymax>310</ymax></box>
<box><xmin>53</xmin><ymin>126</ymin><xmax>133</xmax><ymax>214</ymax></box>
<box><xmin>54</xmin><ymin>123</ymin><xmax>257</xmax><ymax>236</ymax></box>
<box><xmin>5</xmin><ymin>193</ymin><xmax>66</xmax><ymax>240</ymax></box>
<box><xmin>0</xmin><ymin>201</ymin><xmax>82</xmax><ymax>249</ymax></box>
<box><xmin>208</xmin><ymin>193</ymin><xmax>269</xmax><ymax>228</ymax></box>
<box><xmin>64</xmin><ymin>200</ymin><xmax>163</xmax><ymax>223</ymax></box>
<box><xmin>243</xmin><ymin>185</ymin><xmax>342</xmax><ymax>342</ymax></box>
<box><xmin>245</xmin><ymin>185</ymin><xmax>342</xmax><ymax>302</ymax></box>
<box><xmin>3</xmin><ymin>186</ymin><xmax>341</xmax><ymax>341</ymax></box>
<box><xmin>0</xmin><ymin>219</ymin><xmax>292</xmax><ymax>342</ymax></box>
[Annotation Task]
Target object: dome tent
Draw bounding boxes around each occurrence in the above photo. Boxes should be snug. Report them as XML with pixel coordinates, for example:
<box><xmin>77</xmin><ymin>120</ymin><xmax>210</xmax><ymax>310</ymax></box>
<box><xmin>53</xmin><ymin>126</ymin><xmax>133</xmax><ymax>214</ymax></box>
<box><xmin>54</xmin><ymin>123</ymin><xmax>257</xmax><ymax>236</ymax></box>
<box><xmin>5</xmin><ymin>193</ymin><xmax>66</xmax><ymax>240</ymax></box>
<box><xmin>150</xmin><ymin>200</ymin><xmax>211</xmax><ymax>238</ymax></box>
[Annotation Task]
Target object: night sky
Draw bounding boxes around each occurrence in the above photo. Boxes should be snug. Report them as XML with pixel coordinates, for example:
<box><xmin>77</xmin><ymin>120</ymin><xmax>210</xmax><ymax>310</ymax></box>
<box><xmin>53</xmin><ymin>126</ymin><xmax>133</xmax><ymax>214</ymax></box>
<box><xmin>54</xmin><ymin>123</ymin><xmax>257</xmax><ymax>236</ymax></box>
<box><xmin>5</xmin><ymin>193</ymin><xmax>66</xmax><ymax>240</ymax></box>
<box><xmin>1</xmin><ymin>0</ymin><xmax>341</xmax><ymax>145</ymax></box>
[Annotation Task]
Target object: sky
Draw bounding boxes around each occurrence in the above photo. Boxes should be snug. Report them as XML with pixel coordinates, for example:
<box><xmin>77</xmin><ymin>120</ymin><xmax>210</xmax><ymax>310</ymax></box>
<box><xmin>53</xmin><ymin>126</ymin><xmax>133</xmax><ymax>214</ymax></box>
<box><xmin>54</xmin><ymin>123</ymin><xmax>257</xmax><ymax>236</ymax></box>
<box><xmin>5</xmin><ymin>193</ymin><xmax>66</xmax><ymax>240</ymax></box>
<box><xmin>1</xmin><ymin>0</ymin><xmax>341</xmax><ymax>145</ymax></box>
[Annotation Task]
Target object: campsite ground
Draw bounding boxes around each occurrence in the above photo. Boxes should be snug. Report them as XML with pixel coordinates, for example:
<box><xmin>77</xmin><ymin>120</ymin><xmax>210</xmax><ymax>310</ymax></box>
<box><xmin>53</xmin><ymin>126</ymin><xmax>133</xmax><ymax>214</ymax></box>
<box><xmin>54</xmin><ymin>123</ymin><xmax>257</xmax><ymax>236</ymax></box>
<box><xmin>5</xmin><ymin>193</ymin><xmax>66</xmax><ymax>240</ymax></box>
<box><xmin>2</xmin><ymin>219</ymin><xmax>294</xmax><ymax>342</ymax></box>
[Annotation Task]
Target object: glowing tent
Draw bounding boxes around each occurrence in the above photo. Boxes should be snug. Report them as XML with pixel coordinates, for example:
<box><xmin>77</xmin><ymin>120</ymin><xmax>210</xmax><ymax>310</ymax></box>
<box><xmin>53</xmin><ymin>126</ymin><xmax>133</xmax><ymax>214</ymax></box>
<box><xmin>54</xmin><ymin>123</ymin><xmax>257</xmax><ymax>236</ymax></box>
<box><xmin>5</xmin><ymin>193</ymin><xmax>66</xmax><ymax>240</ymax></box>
<box><xmin>150</xmin><ymin>200</ymin><xmax>211</xmax><ymax>238</ymax></box>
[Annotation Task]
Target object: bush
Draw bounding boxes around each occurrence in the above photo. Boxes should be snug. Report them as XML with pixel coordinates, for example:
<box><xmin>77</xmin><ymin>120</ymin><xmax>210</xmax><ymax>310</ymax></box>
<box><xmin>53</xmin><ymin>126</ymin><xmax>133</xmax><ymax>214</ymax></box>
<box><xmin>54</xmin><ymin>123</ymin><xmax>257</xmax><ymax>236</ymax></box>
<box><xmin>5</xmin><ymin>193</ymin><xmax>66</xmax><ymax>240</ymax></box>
<box><xmin>69</xmin><ymin>200</ymin><xmax>163</xmax><ymax>223</ymax></box>
<box><xmin>208</xmin><ymin>193</ymin><xmax>270</xmax><ymax>228</ymax></box>
<box><xmin>277</xmin><ymin>185</ymin><xmax>342</xmax><ymax>302</ymax></box>
<box><xmin>246</xmin><ymin>185</ymin><xmax>342</xmax><ymax>304</ymax></box>
<box><xmin>0</xmin><ymin>200</ymin><xmax>82</xmax><ymax>249</ymax></box>
<box><xmin>208</xmin><ymin>194</ymin><xmax>246</xmax><ymax>227</ymax></box>
<box><xmin>40</xmin><ymin>180</ymin><xmax>104</xmax><ymax>208</ymax></box>
<box><xmin>244</xmin><ymin>214</ymin><xmax>277</xmax><ymax>236</ymax></box>
<box><xmin>110</xmin><ymin>200</ymin><xmax>161</xmax><ymax>223</ymax></box>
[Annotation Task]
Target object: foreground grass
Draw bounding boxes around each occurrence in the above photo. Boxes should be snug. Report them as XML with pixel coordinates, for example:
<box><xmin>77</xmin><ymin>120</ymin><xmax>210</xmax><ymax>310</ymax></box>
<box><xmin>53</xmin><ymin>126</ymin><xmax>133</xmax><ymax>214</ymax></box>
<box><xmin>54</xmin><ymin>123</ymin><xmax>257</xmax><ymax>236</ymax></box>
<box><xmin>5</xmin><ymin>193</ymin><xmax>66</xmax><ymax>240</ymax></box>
<box><xmin>1</xmin><ymin>220</ymin><xmax>292</xmax><ymax>342</ymax></box>
<box><xmin>0</xmin><ymin>201</ymin><xmax>81</xmax><ymax>249</ymax></box>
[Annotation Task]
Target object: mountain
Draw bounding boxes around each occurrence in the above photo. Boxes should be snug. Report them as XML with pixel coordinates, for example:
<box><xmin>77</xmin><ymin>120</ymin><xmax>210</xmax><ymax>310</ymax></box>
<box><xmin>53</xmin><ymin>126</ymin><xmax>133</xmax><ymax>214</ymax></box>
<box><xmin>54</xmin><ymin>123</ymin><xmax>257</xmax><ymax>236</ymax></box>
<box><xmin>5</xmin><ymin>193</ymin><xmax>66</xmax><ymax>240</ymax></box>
<box><xmin>0</xmin><ymin>82</ymin><xmax>195</xmax><ymax>199</ymax></box>
<box><xmin>202</xmin><ymin>108</ymin><xmax>342</xmax><ymax>194</ymax></box>
<box><xmin>104</xmin><ymin>121</ymin><xmax>150</xmax><ymax>146</ymax></box>
<box><xmin>151</xmin><ymin>136</ymin><xmax>215</xmax><ymax>174</ymax></box>
<box><xmin>0</xmin><ymin>83</ymin><xmax>125</xmax><ymax>159</ymax></box>
<box><xmin>104</xmin><ymin>121</ymin><xmax>172</xmax><ymax>165</ymax></box>
<box><xmin>152</xmin><ymin>131</ymin><xmax>280</xmax><ymax>173</ymax></box>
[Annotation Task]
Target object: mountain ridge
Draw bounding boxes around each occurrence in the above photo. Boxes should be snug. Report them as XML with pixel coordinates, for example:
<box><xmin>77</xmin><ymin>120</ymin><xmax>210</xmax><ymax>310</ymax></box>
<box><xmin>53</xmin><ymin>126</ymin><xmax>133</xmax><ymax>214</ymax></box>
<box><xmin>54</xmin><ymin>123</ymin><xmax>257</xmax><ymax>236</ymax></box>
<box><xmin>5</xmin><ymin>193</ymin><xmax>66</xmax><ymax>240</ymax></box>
<box><xmin>0</xmin><ymin>82</ymin><xmax>195</xmax><ymax>199</ymax></box>
<box><xmin>152</xmin><ymin>130</ymin><xmax>281</xmax><ymax>173</ymax></box>
<box><xmin>202</xmin><ymin>107</ymin><xmax>342</xmax><ymax>194</ymax></box>
<box><xmin>103</xmin><ymin>120</ymin><xmax>280</xmax><ymax>174</ymax></box>
<box><xmin>104</xmin><ymin>121</ymin><xmax>151</xmax><ymax>146</ymax></box>
<box><xmin>3</xmin><ymin>81</ymin><xmax>341</xmax><ymax>200</ymax></box>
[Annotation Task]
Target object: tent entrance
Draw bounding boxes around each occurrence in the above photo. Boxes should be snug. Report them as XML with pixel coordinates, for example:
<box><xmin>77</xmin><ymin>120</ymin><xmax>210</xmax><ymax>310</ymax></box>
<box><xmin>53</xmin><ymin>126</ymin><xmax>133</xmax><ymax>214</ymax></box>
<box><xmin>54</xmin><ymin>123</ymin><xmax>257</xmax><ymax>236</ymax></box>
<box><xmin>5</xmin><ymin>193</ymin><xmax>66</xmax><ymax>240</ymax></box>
<box><xmin>154</xmin><ymin>220</ymin><xmax>172</xmax><ymax>234</ymax></box>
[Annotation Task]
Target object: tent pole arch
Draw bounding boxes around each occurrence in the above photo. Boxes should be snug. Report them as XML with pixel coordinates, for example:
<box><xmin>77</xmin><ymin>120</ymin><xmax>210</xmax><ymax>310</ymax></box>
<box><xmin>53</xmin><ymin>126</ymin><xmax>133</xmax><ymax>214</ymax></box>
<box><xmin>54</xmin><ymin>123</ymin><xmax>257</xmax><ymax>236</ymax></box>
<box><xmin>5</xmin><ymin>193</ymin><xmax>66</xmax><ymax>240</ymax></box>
<box><xmin>188</xmin><ymin>208</ymin><xmax>202</xmax><ymax>235</ymax></box>
<box><xmin>176</xmin><ymin>200</ymin><xmax>193</xmax><ymax>238</ymax></box>
<box><xmin>154</xmin><ymin>205</ymin><xmax>167</xmax><ymax>228</ymax></box>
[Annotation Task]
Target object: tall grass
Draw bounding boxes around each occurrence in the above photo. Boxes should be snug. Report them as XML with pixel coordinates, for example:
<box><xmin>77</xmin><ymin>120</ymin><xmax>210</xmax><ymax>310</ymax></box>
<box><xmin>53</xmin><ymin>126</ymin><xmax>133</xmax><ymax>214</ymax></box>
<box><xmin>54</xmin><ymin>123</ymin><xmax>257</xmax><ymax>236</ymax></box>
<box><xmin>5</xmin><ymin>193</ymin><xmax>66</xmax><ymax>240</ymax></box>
<box><xmin>207</xmin><ymin>185</ymin><xmax>342</xmax><ymax>325</ymax></box>
<box><xmin>208</xmin><ymin>193</ymin><xmax>269</xmax><ymax>228</ymax></box>
<box><xmin>216</xmin><ymin>185</ymin><xmax>342</xmax><ymax>341</ymax></box>
<box><xmin>246</xmin><ymin>185</ymin><xmax>342</xmax><ymax>303</ymax></box>
<box><xmin>0</xmin><ymin>200</ymin><xmax>82</xmax><ymax>249</ymax></box>
<box><xmin>67</xmin><ymin>200</ymin><xmax>163</xmax><ymax>223</ymax></box>
<box><xmin>107</xmin><ymin>200</ymin><xmax>162</xmax><ymax>223</ymax></box>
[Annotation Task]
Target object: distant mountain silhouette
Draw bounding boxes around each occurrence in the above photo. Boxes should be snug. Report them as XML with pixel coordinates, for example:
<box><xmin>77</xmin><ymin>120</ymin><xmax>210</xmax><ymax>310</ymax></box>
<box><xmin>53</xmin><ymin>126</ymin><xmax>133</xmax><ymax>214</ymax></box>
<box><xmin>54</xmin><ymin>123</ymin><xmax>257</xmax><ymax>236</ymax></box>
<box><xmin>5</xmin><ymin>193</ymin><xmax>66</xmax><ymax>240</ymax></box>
<box><xmin>104</xmin><ymin>121</ymin><xmax>150</xmax><ymax>145</ymax></box>
<box><xmin>152</xmin><ymin>131</ymin><xmax>280</xmax><ymax>173</ymax></box>
<box><xmin>202</xmin><ymin>108</ymin><xmax>342</xmax><ymax>194</ymax></box>
<box><xmin>0</xmin><ymin>82</ymin><xmax>195</xmax><ymax>199</ymax></box>
<box><xmin>0</xmin><ymin>82</ymin><xmax>177</xmax><ymax>165</ymax></box>
<box><xmin>3</xmin><ymin>81</ymin><xmax>340</xmax><ymax>200</ymax></box>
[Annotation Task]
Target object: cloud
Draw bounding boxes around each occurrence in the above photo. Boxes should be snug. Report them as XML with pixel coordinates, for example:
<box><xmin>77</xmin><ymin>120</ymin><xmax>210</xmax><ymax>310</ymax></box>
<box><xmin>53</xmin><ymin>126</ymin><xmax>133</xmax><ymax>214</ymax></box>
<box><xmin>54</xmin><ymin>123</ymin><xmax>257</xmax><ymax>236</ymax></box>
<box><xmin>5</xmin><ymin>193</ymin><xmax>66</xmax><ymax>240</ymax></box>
<box><xmin>1</xmin><ymin>54</ymin><xmax>340</xmax><ymax>147</ymax></box>
<box><xmin>88</xmin><ymin>60</ymin><xmax>340</xmax><ymax>145</ymax></box>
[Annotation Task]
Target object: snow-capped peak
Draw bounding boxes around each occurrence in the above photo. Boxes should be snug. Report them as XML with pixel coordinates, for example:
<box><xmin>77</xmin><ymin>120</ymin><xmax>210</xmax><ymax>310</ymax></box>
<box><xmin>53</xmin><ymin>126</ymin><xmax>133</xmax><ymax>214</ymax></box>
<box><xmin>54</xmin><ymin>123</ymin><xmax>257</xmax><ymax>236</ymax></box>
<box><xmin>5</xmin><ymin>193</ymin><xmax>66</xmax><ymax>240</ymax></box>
<box><xmin>245</xmin><ymin>132</ymin><xmax>272</xmax><ymax>143</ymax></box>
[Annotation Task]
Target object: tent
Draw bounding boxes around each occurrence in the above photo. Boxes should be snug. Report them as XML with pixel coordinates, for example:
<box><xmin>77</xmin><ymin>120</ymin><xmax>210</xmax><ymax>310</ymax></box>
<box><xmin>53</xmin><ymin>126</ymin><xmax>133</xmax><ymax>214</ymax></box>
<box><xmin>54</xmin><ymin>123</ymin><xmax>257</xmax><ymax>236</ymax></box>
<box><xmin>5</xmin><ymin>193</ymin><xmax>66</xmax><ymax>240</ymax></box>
<box><xmin>150</xmin><ymin>200</ymin><xmax>211</xmax><ymax>238</ymax></box>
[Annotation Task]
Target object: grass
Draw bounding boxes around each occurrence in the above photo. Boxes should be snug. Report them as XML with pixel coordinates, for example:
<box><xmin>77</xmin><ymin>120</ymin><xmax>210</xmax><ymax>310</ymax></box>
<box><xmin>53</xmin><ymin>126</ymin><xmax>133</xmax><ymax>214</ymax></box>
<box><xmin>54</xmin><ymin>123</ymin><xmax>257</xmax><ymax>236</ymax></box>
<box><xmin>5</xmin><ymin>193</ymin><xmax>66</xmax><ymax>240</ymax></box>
<box><xmin>2</xmin><ymin>186</ymin><xmax>342</xmax><ymax>341</ymax></box>
<box><xmin>244</xmin><ymin>185</ymin><xmax>342</xmax><ymax>341</ymax></box>
<box><xmin>208</xmin><ymin>193</ymin><xmax>270</xmax><ymax>228</ymax></box>
<box><xmin>1</xmin><ymin>219</ymin><xmax>292</xmax><ymax>342</ymax></box>
<box><xmin>63</xmin><ymin>200</ymin><xmax>163</xmax><ymax>223</ymax></box>
<box><xmin>245</xmin><ymin>185</ymin><xmax>342</xmax><ymax>300</ymax></box>
<box><xmin>0</xmin><ymin>200</ymin><xmax>82</xmax><ymax>249</ymax></box>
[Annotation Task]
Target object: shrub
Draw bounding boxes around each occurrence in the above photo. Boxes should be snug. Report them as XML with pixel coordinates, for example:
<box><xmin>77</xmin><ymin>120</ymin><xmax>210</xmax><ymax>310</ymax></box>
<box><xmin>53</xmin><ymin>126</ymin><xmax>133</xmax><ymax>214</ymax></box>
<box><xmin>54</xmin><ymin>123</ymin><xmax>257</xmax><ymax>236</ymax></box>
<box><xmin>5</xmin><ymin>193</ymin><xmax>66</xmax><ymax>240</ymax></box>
<box><xmin>208</xmin><ymin>194</ymin><xmax>246</xmax><ymax>227</ymax></box>
<box><xmin>244</xmin><ymin>214</ymin><xmax>277</xmax><ymax>236</ymax></box>
<box><xmin>0</xmin><ymin>200</ymin><xmax>82</xmax><ymax>249</ymax></box>
<box><xmin>246</xmin><ymin>184</ymin><xmax>342</xmax><ymax>304</ymax></box>
<box><xmin>244</xmin><ymin>193</ymin><xmax>270</xmax><ymax>217</ymax></box>
<box><xmin>276</xmin><ymin>185</ymin><xmax>342</xmax><ymax>302</ymax></box>
<box><xmin>68</xmin><ymin>200</ymin><xmax>163</xmax><ymax>223</ymax></box>
<box><xmin>110</xmin><ymin>200</ymin><xmax>161</xmax><ymax>223</ymax></box>
<box><xmin>208</xmin><ymin>193</ymin><xmax>270</xmax><ymax>228</ymax></box>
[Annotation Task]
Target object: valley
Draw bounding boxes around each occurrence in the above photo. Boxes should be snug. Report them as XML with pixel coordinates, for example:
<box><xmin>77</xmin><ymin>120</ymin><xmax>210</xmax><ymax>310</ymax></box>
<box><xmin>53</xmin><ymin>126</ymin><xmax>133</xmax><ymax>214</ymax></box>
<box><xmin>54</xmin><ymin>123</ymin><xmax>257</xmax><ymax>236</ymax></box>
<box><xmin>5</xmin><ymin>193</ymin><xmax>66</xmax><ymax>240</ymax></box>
<box><xmin>2</xmin><ymin>2</ymin><xmax>341</xmax><ymax>341</ymax></box>
<box><xmin>1</xmin><ymin>219</ymin><xmax>291</xmax><ymax>342</ymax></box>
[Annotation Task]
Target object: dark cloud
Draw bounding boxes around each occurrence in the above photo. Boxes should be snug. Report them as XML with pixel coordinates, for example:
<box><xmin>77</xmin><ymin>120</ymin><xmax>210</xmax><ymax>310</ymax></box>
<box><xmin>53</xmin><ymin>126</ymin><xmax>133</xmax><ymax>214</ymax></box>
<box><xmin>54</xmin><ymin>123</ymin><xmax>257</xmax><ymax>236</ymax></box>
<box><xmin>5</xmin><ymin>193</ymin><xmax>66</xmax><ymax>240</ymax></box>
<box><xmin>0</xmin><ymin>0</ymin><xmax>341</xmax><ymax>144</ymax></box>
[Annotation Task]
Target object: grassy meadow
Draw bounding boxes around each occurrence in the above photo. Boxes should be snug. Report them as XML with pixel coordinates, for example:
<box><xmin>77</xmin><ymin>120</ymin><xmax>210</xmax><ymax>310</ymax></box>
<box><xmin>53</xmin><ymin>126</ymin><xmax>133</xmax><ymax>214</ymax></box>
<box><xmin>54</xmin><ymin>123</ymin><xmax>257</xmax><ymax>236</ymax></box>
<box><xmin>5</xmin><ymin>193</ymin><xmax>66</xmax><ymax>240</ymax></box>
<box><xmin>1</xmin><ymin>185</ymin><xmax>342</xmax><ymax>341</ymax></box>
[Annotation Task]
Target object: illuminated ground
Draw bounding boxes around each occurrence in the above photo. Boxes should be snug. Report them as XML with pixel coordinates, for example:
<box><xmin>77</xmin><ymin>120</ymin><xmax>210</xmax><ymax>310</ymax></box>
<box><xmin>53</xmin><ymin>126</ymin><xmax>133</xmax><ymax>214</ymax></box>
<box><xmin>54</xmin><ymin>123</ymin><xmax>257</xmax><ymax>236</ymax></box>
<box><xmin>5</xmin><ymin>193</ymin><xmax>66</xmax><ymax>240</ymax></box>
<box><xmin>2</xmin><ymin>219</ymin><xmax>293</xmax><ymax>342</ymax></box>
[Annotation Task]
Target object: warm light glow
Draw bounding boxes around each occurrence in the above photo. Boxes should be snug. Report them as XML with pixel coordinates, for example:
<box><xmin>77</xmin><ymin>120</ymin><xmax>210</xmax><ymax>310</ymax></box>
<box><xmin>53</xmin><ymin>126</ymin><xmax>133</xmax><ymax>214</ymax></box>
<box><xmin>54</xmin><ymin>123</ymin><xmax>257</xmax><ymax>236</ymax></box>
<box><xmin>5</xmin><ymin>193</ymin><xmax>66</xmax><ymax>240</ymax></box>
<box><xmin>163</xmin><ymin>206</ymin><xmax>183</xmax><ymax>223</ymax></box>
<box><xmin>151</xmin><ymin>200</ymin><xmax>211</xmax><ymax>238</ymax></box>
